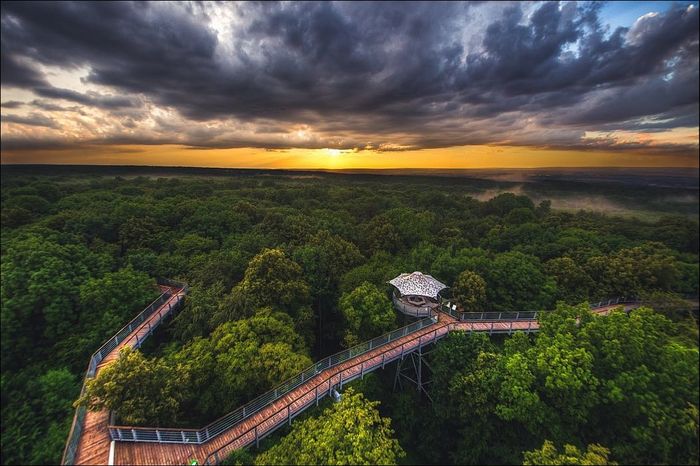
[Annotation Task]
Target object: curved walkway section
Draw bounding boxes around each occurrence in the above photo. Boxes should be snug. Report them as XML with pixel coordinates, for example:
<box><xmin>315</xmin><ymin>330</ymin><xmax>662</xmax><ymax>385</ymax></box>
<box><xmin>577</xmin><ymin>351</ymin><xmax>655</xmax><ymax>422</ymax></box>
<box><xmin>62</xmin><ymin>279</ymin><xmax>188</xmax><ymax>465</ymax></box>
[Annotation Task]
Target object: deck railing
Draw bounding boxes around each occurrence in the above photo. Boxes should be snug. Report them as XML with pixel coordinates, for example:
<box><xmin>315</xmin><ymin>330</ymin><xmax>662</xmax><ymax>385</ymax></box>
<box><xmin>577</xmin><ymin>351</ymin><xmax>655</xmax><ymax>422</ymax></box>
<box><xmin>202</xmin><ymin>317</ymin><xmax>451</xmax><ymax>465</ymax></box>
<box><xmin>108</xmin><ymin>314</ymin><xmax>438</xmax><ymax>445</ymax></box>
<box><xmin>391</xmin><ymin>294</ymin><xmax>436</xmax><ymax>317</ymax></box>
<box><xmin>440</xmin><ymin>296</ymin><xmax>636</xmax><ymax>322</ymax></box>
<box><xmin>61</xmin><ymin>278</ymin><xmax>187</xmax><ymax>465</ymax></box>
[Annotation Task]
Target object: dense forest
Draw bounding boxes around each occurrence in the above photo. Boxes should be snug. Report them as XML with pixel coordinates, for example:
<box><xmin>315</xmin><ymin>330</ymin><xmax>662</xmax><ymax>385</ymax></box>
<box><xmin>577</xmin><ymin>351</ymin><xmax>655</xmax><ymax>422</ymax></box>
<box><xmin>1</xmin><ymin>168</ymin><xmax>698</xmax><ymax>465</ymax></box>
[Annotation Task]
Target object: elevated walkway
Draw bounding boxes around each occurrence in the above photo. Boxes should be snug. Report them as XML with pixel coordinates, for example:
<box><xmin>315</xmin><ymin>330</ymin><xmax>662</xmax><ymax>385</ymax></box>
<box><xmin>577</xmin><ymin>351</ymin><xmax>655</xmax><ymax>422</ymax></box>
<box><xmin>64</xmin><ymin>291</ymin><xmax>638</xmax><ymax>465</ymax></box>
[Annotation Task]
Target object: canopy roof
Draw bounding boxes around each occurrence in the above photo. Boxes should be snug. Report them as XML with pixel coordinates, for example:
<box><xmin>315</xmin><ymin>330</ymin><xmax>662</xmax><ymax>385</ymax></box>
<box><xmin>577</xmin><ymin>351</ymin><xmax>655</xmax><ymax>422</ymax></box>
<box><xmin>388</xmin><ymin>271</ymin><xmax>447</xmax><ymax>299</ymax></box>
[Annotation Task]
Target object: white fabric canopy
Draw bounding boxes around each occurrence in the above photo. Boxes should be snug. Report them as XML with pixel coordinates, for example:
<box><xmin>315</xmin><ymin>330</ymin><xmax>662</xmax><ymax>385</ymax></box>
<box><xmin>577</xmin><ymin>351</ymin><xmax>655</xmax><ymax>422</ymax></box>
<box><xmin>388</xmin><ymin>271</ymin><xmax>447</xmax><ymax>299</ymax></box>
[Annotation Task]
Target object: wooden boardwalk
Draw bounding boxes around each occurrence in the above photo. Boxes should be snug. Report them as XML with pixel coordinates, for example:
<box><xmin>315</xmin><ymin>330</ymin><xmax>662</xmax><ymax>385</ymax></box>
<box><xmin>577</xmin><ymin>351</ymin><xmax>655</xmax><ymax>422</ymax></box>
<box><xmin>70</xmin><ymin>300</ymin><xmax>635</xmax><ymax>465</ymax></box>
<box><xmin>71</xmin><ymin>286</ymin><xmax>186</xmax><ymax>465</ymax></box>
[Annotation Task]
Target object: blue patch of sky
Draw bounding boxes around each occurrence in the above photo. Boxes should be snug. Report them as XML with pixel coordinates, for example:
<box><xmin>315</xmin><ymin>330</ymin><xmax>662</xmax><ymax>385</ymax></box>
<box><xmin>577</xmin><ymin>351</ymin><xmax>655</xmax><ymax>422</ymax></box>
<box><xmin>598</xmin><ymin>1</ymin><xmax>698</xmax><ymax>30</ymax></box>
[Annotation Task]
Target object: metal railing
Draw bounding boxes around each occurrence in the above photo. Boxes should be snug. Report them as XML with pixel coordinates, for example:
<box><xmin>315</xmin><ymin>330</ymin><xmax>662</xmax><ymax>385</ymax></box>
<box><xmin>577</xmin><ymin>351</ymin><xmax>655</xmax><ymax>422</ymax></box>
<box><xmin>440</xmin><ymin>296</ymin><xmax>637</xmax><ymax>322</ymax></box>
<box><xmin>201</xmin><ymin>316</ymin><xmax>450</xmax><ymax>465</ymax></box>
<box><xmin>392</xmin><ymin>294</ymin><xmax>436</xmax><ymax>317</ymax></box>
<box><xmin>61</xmin><ymin>278</ymin><xmax>188</xmax><ymax>465</ymax></box>
<box><xmin>108</xmin><ymin>315</ymin><xmax>439</xmax><ymax>445</ymax></box>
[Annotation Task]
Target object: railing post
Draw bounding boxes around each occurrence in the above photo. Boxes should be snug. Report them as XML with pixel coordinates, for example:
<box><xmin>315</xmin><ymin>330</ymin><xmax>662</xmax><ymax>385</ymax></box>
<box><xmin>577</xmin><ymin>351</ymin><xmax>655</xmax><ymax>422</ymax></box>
<box><xmin>255</xmin><ymin>426</ymin><xmax>259</xmax><ymax>448</ymax></box>
<box><xmin>196</xmin><ymin>431</ymin><xmax>201</xmax><ymax>443</ymax></box>
<box><xmin>516</xmin><ymin>311</ymin><xmax>520</xmax><ymax>320</ymax></box>
<box><xmin>315</xmin><ymin>386</ymin><xmax>319</xmax><ymax>406</ymax></box>
<box><xmin>382</xmin><ymin>353</ymin><xmax>386</xmax><ymax>368</ymax></box>
<box><xmin>490</xmin><ymin>321</ymin><xmax>494</xmax><ymax>334</ymax></box>
<box><xmin>509</xmin><ymin>321</ymin><xmax>513</xmax><ymax>334</ymax></box>
<box><xmin>361</xmin><ymin>362</ymin><xmax>364</xmax><ymax>379</ymax></box>
<box><xmin>498</xmin><ymin>312</ymin><xmax>502</xmax><ymax>320</ymax></box>
<box><xmin>288</xmin><ymin>406</ymin><xmax>291</xmax><ymax>426</ymax></box>
<box><xmin>156</xmin><ymin>430</ymin><xmax>161</xmax><ymax>442</ymax></box>
<box><xmin>131</xmin><ymin>429</ymin><xmax>136</xmax><ymax>441</ymax></box>
<box><xmin>181</xmin><ymin>431</ymin><xmax>186</xmax><ymax>442</ymax></box>
<box><xmin>527</xmin><ymin>320</ymin><xmax>532</xmax><ymax>332</ymax></box>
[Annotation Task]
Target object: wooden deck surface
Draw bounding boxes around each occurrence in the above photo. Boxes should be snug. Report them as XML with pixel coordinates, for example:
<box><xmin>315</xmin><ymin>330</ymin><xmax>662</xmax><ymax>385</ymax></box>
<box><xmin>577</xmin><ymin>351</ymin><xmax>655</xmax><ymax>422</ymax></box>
<box><xmin>73</xmin><ymin>300</ymin><xmax>634</xmax><ymax>465</ymax></box>
<box><xmin>73</xmin><ymin>287</ymin><xmax>186</xmax><ymax>465</ymax></box>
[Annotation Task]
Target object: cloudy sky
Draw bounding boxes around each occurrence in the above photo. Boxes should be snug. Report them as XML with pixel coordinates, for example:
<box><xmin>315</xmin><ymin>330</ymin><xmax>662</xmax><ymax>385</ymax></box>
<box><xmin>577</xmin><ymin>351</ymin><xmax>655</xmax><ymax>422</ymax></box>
<box><xmin>1</xmin><ymin>1</ymin><xmax>698</xmax><ymax>168</ymax></box>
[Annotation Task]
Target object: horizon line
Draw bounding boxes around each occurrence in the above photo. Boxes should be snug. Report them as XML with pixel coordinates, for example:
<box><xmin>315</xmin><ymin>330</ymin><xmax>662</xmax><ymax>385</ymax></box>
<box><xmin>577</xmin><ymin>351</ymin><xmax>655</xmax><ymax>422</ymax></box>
<box><xmin>2</xmin><ymin>163</ymin><xmax>699</xmax><ymax>172</ymax></box>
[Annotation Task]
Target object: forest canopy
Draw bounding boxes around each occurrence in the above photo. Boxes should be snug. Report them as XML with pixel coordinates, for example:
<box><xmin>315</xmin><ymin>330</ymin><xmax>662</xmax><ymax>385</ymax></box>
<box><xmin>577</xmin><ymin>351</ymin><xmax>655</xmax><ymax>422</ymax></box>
<box><xmin>1</xmin><ymin>168</ymin><xmax>698</xmax><ymax>465</ymax></box>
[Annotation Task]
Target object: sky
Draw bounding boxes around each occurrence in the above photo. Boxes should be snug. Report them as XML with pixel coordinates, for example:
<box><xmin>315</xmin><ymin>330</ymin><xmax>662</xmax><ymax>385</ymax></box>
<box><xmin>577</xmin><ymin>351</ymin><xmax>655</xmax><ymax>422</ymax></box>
<box><xmin>1</xmin><ymin>1</ymin><xmax>698</xmax><ymax>169</ymax></box>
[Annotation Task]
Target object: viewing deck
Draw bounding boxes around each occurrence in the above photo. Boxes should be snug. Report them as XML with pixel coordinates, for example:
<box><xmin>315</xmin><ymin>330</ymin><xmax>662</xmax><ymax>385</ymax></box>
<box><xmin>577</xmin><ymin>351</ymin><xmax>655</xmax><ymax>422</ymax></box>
<box><xmin>391</xmin><ymin>293</ymin><xmax>439</xmax><ymax>317</ymax></box>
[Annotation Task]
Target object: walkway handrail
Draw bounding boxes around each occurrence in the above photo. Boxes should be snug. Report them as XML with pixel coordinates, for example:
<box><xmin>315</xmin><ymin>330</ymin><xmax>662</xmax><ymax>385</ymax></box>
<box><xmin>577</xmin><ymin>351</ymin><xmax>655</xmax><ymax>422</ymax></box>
<box><xmin>62</xmin><ymin>278</ymin><xmax>187</xmax><ymax>465</ymax></box>
<box><xmin>201</xmin><ymin>316</ymin><xmax>448</xmax><ymax>465</ymax></box>
<box><xmin>108</xmin><ymin>315</ymin><xmax>438</xmax><ymax>444</ymax></box>
<box><xmin>441</xmin><ymin>296</ymin><xmax>638</xmax><ymax>322</ymax></box>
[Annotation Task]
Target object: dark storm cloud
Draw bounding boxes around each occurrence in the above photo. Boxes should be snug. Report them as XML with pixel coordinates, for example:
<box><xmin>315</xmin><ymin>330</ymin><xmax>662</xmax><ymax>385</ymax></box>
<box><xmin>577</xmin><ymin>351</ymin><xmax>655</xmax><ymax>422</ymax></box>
<box><xmin>33</xmin><ymin>86</ymin><xmax>140</xmax><ymax>109</ymax></box>
<box><xmin>1</xmin><ymin>112</ymin><xmax>58</xmax><ymax>128</ymax></box>
<box><xmin>0</xmin><ymin>1</ymin><xmax>698</xmax><ymax>154</ymax></box>
<box><xmin>0</xmin><ymin>101</ymin><xmax>25</xmax><ymax>109</ymax></box>
<box><xmin>0</xmin><ymin>45</ymin><xmax>47</xmax><ymax>87</ymax></box>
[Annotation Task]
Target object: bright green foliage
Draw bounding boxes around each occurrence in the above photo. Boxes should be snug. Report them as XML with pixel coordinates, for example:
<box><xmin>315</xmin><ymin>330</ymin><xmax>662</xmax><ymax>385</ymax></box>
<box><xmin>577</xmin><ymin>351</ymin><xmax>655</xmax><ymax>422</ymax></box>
<box><xmin>523</xmin><ymin>440</ymin><xmax>616</xmax><ymax>465</ymax></box>
<box><xmin>420</xmin><ymin>303</ymin><xmax>700</xmax><ymax>465</ymax></box>
<box><xmin>78</xmin><ymin>347</ymin><xmax>188</xmax><ymax>425</ymax></box>
<box><xmin>339</xmin><ymin>282</ymin><xmax>397</xmax><ymax>347</ymax></box>
<box><xmin>218</xmin><ymin>249</ymin><xmax>313</xmax><ymax>342</ymax></box>
<box><xmin>232</xmin><ymin>248</ymin><xmax>310</xmax><ymax>311</ymax></box>
<box><xmin>452</xmin><ymin>270</ymin><xmax>487</xmax><ymax>311</ymax></box>
<box><xmin>171</xmin><ymin>311</ymin><xmax>312</xmax><ymax>419</ymax></box>
<box><xmin>255</xmin><ymin>388</ymin><xmax>405</xmax><ymax>465</ymax></box>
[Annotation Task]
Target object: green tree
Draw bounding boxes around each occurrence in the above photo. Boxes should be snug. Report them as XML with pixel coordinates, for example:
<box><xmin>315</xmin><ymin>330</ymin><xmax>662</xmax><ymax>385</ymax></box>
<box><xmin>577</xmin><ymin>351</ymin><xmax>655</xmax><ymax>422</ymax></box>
<box><xmin>214</xmin><ymin>249</ymin><xmax>313</xmax><ymax>341</ymax></box>
<box><xmin>452</xmin><ymin>270</ymin><xmax>487</xmax><ymax>312</ymax></box>
<box><xmin>172</xmin><ymin>310</ymin><xmax>312</xmax><ymax>418</ymax></box>
<box><xmin>339</xmin><ymin>282</ymin><xmax>397</xmax><ymax>347</ymax></box>
<box><xmin>545</xmin><ymin>256</ymin><xmax>593</xmax><ymax>303</ymax></box>
<box><xmin>229</xmin><ymin>248</ymin><xmax>310</xmax><ymax>313</ymax></box>
<box><xmin>523</xmin><ymin>440</ymin><xmax>616</xmax><ymax>465</ymax></box>
<box><xmin>255</xmin><ymin>388</ymin><xmax>405</xmax><ymax>465</ymax></box>
<box><xmin>173</xmin><ymin>281</ymin><xmax>226</xmax><ymax>342</ymax></box>
<box><xmin>77</xmin><ymin>347</ymin><xmax>188</xmax><ymax>426</ymax></box>
<box><xmin>486</xmin><ymin>251</ymin><xmax>556</xmax><ymax>312</ymax></box>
